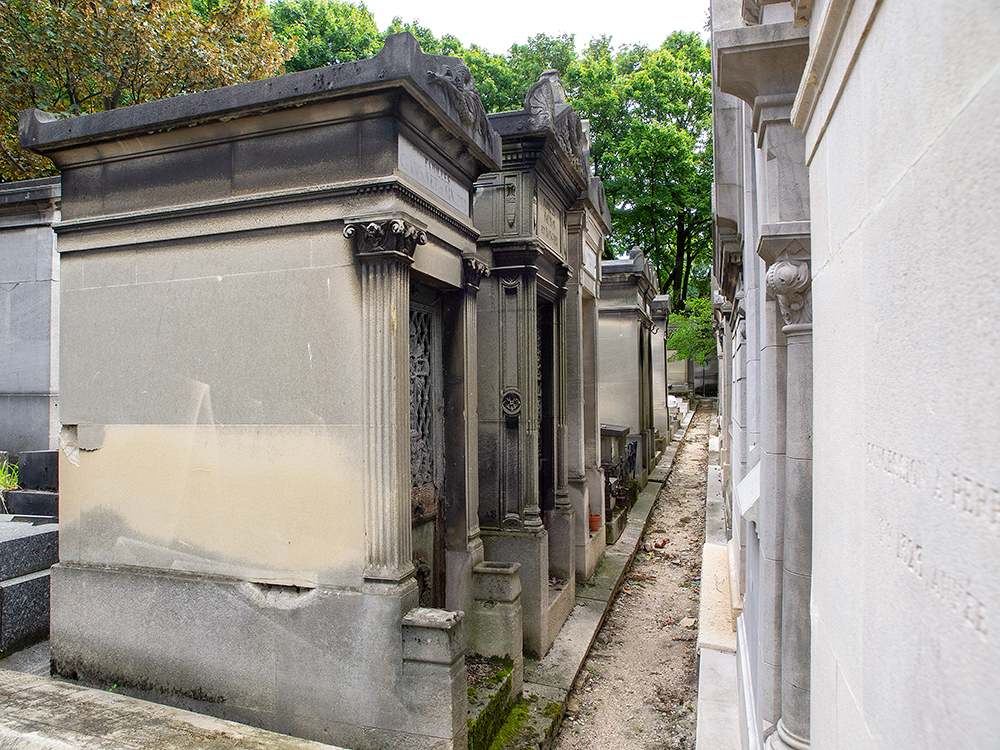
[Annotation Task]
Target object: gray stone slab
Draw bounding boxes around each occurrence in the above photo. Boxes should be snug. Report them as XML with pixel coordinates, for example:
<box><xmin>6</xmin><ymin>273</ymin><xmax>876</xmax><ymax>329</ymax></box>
<box><xmin>0</xmin><ymin>522</ymin><xmax>58</xmax><ymax>580</ymax></box>
<box><xmin>17</xmin><ymin>451</ymin><xmax>58</xmax><ymax>491</ymax></box>
<box><xmin>0</xmin><ymin>490</ymin><xmax>57</xmax><ymax>518</ymax></box>
<box><xmin>0</xmin><ymin>639</ymin><xmax>50</xmax><ymax>676</ymax></box>
<box><xmin>0</xmin><ymin>570</ymin><xmax>49</xmax><ymax>655</ymax></box>
<box><xmin>0</xmin><ymin>669</ymin><xmax>340</xmax><ymax>749</ymax></box>
<box><xmin>695</xmin><ymin>649</ymin><xmax>740</xmax><ymax>750</ymax></box>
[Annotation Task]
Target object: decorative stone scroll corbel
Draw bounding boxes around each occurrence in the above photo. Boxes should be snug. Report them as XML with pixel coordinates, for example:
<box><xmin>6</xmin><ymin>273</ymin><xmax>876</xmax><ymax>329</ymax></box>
<box><xmin>765</xmin><ymin>259</ymin><xmax>812</xmax><ymax>326</ymax></box>
<box><xmin>757</xmin><ymin>222</ymin><xmax>812</xmax><ymax>329</ymax></box>
<box><xmin>427</xmin><ymin>62</ymin><xmax>491</xmax><ymax>141</ymax></box>
<box><xmin>462</xmin><ymin>255</ymin><xmax>491</xmax><ymax>293</ymax></box>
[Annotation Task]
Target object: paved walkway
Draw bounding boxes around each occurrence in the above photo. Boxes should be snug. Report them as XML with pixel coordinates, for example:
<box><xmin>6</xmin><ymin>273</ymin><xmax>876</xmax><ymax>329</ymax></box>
<box><xmin>517</xmin><ymin>408</ymin><xmax>696</xmax><ymax>746</ymax></box>
<box><xmin>0</xmin><ymin>670</ymin><xmax>338</xmax><ymax>749</ymax></box>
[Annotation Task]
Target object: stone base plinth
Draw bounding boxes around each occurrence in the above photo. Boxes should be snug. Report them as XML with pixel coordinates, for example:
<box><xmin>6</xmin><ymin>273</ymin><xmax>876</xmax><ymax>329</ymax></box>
<box><xmin>51</xmin><ymin>563</ymin><xmax>467</xmax><ymax>749</ymax></box>
<box><xmin>0</xmin><ymin>569</ymin><xmax>50</xmax><ymax>655</ymax></box>
<box><xmin>482</xmin><ymin>528</ymin><xmax>570</xmax><ymax>658</ymax></box>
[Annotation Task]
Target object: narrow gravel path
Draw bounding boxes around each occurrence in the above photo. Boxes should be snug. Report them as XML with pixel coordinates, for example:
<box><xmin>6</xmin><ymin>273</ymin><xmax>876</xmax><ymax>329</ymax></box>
<box><xmin>553</xmin><ymin>403</ymin><xmax>710</xmax><ymax>750</ymax></box>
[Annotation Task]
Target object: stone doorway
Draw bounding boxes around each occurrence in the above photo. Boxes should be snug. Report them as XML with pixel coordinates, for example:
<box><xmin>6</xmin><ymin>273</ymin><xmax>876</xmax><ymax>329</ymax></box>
<box><xmin>410</xmin><ymin>288</ymin><xmax>445</xmax><ymax>608</ymax></box>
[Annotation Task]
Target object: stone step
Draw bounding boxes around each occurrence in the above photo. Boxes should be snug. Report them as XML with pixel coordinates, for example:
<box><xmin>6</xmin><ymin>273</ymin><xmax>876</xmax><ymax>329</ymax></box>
<box><xmin>0</xmin><ymin>522</ymin><xmax>58</xmax><ymax>581</ymax></box>
<box><xmin>1</xmin><ymin>490</ymin><xmax>58</xmax><ymax>519</ymax></box>
<box><xmin>0</xmin><ymin>569</ymin><xmax>50</xmax><ymax>656</ymax></box>
<box><xmin>17</xmin><ymin>451</ymin><xmax>58</xmax><ymax>491</ymax></box>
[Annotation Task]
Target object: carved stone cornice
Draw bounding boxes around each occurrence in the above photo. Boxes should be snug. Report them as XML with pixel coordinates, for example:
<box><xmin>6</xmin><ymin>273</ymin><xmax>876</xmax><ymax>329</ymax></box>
<box><xmin>462</xmin><ymin>254</ymin><xmax>490</xmax><ymax>292</ymax></box>
<box><xmin>715</xmin><ymin>22</ymin><xmax>810</xmax><ymax>113</ymax></box>
<box><xmin>344</xmin><ymin>218</ymin><xmax>427</xmax><ymax>263</ymax></box>
<box><xmin>766</xmin><ymin>259</ymin><xmax>811</xmax><ymax>326</ymax></box>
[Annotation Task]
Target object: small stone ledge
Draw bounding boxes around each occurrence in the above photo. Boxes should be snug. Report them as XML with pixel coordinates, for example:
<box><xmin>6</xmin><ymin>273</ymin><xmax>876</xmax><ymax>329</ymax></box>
<box><xmin>697</xmin><ymin>543</ymin><xmax>737</xmax><ymax>655</ymax></box>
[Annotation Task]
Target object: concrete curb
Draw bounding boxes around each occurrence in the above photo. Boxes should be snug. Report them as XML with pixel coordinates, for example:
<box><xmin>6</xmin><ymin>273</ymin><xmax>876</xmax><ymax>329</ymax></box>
<box><xmin>695</xmin><ymin>403</ymin><xmax>740</xmax><ymax>750</ymax></box>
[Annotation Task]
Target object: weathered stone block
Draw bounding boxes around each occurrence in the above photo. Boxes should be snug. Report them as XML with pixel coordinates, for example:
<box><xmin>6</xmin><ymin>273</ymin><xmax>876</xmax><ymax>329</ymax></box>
<box><xmin>17</xmin><ymin>450</ymin><xmax>58</xmax><ymax>491</ymax></box>
<box><xmin>0</xmin><ymin>569</ymin><xmax>50</xmax><ymax>655</ymax></box>
<box><xmin>0</xmin><ymin>521</ymin><xmax>58</xmax><ymax>580</ymax></box>
<box><xmin>401</xmin><ymin>608</ymin><xmax>465</xmax><ymax>665</ymax></box>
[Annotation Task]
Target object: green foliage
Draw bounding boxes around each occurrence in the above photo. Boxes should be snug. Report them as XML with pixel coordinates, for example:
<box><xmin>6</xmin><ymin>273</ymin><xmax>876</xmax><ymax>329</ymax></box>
<box><xmin>505</xmin><ymin>33</ymin><xmax>578</xmax><ymax>105</ymax></box>
<box><xmin>576</xmin><ymin>32</ymin><xmax>713</xmax><ymax>309</ymax></box>
<box><xmin>666</xmin><ymin>297</ymin><xmax>715</xmax><ymax>367</ymax></box>
<box><xmin>0</xmin><ymin>460</ymin><xmax>18</xmax><ymax>491</ymax></box>
<box><xmin>0</xmin><ymin>0</ymin><xmax>292</xmax><ymax>182</ymax></box>
<box><xmin>1</xmin><ymin>1</ymin><xmax>712</xmax><ymax>311</ymax></box>
<box><xmin>270</xmin><ymin>0</ymin><xmax>380</xmax><ymax>71</ymax></box>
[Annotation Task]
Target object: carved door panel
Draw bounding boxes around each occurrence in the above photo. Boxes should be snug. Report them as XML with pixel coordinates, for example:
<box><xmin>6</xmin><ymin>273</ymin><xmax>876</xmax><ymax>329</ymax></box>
<box><xmin>410</xmin><ymin>293</ymin><xmax>445</xmax><ymax>608</ymax></box>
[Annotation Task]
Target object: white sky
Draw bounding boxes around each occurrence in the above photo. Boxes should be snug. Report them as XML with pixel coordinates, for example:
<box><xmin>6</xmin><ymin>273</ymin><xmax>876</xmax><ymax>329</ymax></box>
<box><xmin>361</xmin><ymin>0</ymin><xmax>710</xmax><ymax>55</ymax></box>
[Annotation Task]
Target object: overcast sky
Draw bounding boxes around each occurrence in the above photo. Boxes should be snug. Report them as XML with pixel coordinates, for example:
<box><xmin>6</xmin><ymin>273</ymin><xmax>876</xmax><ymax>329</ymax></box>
<box><xmin>362</xmin><ymin>0</ymin><xmax>710</xmax><ymax>55</ymax></box>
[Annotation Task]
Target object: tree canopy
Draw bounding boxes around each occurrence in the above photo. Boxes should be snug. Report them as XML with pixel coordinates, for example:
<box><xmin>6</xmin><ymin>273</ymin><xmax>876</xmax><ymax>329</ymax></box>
<box><xmin>0</xmin><ymin>0</ymin><xmax>291</xmax><ymax>181</ymax></box>
<box><xmin>1</xmin><ymin>0</ymin><xmax>712</xmax><ymax>308</ymax></box>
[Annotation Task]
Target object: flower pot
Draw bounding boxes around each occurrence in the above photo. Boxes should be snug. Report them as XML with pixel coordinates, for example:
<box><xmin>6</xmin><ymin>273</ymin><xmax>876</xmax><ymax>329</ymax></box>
<box><xmin>589</xmin><ymin>513</ymin><xmax>601</xmax><ymax>532</ymax></box>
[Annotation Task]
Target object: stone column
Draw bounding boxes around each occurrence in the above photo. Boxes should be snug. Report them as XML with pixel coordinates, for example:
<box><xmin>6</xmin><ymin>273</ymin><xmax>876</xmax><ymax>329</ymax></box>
<box><xmin>345</xmin><ymin>218</ymin><xmax>426</xmax><ymax>585</ymax></box>
<box><xmin>462</xmin><ymin>255</ymin><xmax>490</xmax><ymax>557</ymax></box>
<box><xmin>498</xmin><ymin>268</ymin><xmax>542</xmax><ymax>530</ymax></box>
<box><xmin>555</xmin><ymin>273</ymin><xmax>571</xmax><ymax>509</ymax></box>
<box><xmin>765</xmin><ymin>255</ymin><xmax>812</xmax><ymax>750</ymax></box>
<box><xmin>548</xmin><ymin>275</ymin><xmax>575</xmax><ymax>581</ymax></box>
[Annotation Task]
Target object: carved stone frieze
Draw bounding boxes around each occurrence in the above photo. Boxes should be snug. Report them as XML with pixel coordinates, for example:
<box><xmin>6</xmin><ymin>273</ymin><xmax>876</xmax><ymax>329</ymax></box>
<box><xmin>427</xmin><ymin>63</ymin><xmax>491</xmax><ymax>141</ymax></box>
<box><xmin>344</xmin><ymin>219</ymin><xmax>427</xmax><ymax>261</ymax></box>
<box><xmin>765</xmin><ymin>259</ymin><xmax>812</xmax><ymax>326</ymax></box>
<box><xmin>462</xmin><ymin>255</ymin><xmax>490</xmax><ymax>292</ymax></box>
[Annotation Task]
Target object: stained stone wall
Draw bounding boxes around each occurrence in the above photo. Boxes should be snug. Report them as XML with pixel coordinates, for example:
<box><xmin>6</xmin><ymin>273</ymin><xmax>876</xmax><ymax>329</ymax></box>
<box><xmin>0</xmin><ymin>178</ymin><xmax>60</xmax><ymax>459</ymax></box>
<box><xmin>800</xmin><ymin>1</ymin><xmax>1000</xmax><ymax>747</ymax></box>
<box><xmin>22</xmin><ymin>33</ymin><xmax>499</xmax><ymax>749</ymax></box>
<box><xmin>710</xmin><ymin>2</ymin><xmax>1000</xmax><ymax>749</ymax></box>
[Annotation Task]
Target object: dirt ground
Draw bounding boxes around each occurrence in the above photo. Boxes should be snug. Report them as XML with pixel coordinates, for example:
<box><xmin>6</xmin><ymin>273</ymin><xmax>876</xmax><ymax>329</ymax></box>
<box><xmin>553</xmin><ymin>403</ymin><xmax>710</xmax><ymax>750</ymax></box>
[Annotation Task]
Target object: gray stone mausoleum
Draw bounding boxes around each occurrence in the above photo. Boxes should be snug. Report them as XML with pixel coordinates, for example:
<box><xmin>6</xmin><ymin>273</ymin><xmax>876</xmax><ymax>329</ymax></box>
<box><xmin>16</xmin><ymin>34</ymin><xmax>617</xmax><ymax>750</ymax></box>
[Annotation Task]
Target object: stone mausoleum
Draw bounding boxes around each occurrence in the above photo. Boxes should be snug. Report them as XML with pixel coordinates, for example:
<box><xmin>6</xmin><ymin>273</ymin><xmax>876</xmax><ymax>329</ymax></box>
<box><xmin>598</xmin><ymin>247</ymin><xmax>659</xmax><ymax>489</ymax></box>
<box><xmin>17</xmin><ymin>34</ymin><xmax>615</xmax><ymax>750</ymax></box>
<box><xmin>472</xmin><ymin>71</ymin><xmax>607</xmax><ymax>658</ymax></box>
<box><xmin>22</xmin><ymin>33</ymin><xmax>504</xmax><ymax>749</ymax></box>
<box><xmin>0</xmin><ymin>177</ymin><xmax>61</xmax><ymax>459</ymax></box>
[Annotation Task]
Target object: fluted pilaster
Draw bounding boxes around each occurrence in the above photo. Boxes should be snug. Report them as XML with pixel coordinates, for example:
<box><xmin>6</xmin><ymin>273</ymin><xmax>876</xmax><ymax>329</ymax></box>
<box><xmin>346</xmin><ymin>218</ymin><xmax>426</xmax><ymax>584</ymax></box>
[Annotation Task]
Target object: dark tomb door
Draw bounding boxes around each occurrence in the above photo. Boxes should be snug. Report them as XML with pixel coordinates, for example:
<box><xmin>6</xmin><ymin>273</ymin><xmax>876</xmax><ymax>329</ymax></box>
<box><xmin>410</xmin><ymin>288</ymin><xmax>446</xmax><ymax>607</ymax></box>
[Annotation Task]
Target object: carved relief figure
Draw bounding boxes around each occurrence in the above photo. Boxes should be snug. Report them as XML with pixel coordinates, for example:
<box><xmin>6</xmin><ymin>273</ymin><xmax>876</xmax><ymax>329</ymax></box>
<box><xmin>427</xmin><ymin>63</ymin><xmax>490</xmax><ymax>140</ymax></box>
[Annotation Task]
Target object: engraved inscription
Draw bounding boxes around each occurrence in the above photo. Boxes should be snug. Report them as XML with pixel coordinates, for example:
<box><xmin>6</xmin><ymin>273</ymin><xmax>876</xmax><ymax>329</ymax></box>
<box><xmin>866</xmin><ymin>442</ymin><xmax>1000</xmax><ymax>530</ymax></box>
<box><xmin>866</xmin><ymin>442</ymin><xmax>922</xmax><ymax>487</ymax></box>
<box><xmin>876</xmin><ymin>517</ymin><xmax>988</xmax><ymax>637</ymax></box>
<box><xmin>398</xmin><ymin>136</ymin><xmax>469</xmax><ymax>215</ymax></box>
<box><xmin>537</xmin><ymin>192</ymin><xmax>562</xmax><ymax>255</ymax></box>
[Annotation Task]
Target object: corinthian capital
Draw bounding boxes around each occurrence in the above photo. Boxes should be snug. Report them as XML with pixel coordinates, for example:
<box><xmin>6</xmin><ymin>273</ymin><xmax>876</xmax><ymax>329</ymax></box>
<box><xmin>462</xmin><ymin>255</ymin><xmax>490</xmax><ymax>292</ymax></box>
<box><xmin>766</xmin><ymin>259</ymin><xmax>811</xmax><ymax>326</ymax></box>
<box><xmin>344</xmin><ymin>218</ymin><xmax>427</xmax><ymax>262</ymax></box>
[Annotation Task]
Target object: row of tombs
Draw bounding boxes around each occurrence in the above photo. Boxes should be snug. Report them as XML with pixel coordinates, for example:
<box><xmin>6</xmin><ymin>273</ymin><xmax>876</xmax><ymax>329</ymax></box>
<box><xmin>3</xmin><ymin>33</ymin><xmax>688</xmax><ymax>750</ymax></box>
